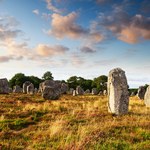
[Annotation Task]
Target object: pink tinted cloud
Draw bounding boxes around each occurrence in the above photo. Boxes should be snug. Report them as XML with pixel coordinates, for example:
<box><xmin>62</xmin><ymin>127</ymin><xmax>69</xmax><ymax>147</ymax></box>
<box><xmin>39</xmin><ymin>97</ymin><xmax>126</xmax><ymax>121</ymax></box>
<box><xmin>36</xmin><ymin>44</ymin><xmax>69</xmax><ymax>57</ymax></box>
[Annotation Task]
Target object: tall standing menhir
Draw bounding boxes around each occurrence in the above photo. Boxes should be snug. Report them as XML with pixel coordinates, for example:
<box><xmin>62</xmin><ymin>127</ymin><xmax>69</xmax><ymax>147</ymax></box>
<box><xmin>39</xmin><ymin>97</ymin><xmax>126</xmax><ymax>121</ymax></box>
<box><xmin>107</xmin><ymin>68</ymin><xmax>129</xmax><ymax>115</ymax></box>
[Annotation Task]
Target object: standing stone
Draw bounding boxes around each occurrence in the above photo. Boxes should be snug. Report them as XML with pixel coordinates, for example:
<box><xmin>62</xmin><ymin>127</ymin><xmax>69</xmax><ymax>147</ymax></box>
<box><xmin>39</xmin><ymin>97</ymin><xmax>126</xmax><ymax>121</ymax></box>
<box><xmin>130</xmin><ymin>92</ymin><xmax>135</xmax><ymax>97</ymax></box>
<box><xmin>84</xmin><ymin>89</ymin><xmax>90</xmax><ymax>94</ymax></box>
<box><xmin>98</xmin><ymin>91</ymin><xmax>103</xmax><ymax>95</ymax></box>
<box><xmin>13</xmin><ymin>85</ymin><xmax>22</xmax><ymax>93</ymax></box>
<box><xmin>34</xmin><ymin>88</ymin><xmax>38</xmax><ymax>94</ymax></box>
<box><xmin>92</xmin><ymin>88</ymin><xmax>98</xmax><ymax>95</ymax></box>
<box><xmin>137</xmin><ymin>86</ymin><xmax>146</xmax><ymax>100</ymax></box>
<box><xmin>61</xmin><ymin>83</ymin><xmax>68</xmax><ymax>94</ymax></box>
<box><xmin>0</xmin><ymin>78</ymin><xmax>9</xmax><ymax>94</ymax></box>
<box><xmin>107</xmin><ymin>68</ymin><xmax>129</xmax><ymax>115</ymax></box>
<box><xmin>41</xmin><ymin>80</ymin><xmax>62</xmax><ymax>100</ymax></box>
<box><xmin>68</xmin><ymin>88</ymin><xmax>74</xmax><ymax>94</ymax></box>
<box><xmin>144</xmin><ymin>85</ymin><xmax>150</xmax><ymax>107</ymax></box>
<box><xmin>73</xmin><ymin>90</ymin><xmax>77</xmax><ymax>96</ymax></box>
<box><xmin>9</xmin><ymin>88</ymin><xmax>13</xmax><ymax>93</ymax></box>
<box><xmin>39</xmin><ymin>82</ymin><xmax>43</xmax><ymax>93</ymax></box>
<box><xmin>103</xmin><ymin>90</ymin><xmax>107</xmax><ymax>96</ymax></box>
<box><xmin>23</xmin><ymin>81</ymin><xmax>31</xmax><ymax>94</ymax></box>
<box><xmin>39</xmin><ymin>80</ymin><xmax>61</xmax><ymax>93</ymax></box>
<box><xmin>76</xmin><ymin>86</ymin><xmax>84</xmax><ymax>95</ymax></box>
<box><xmin>42</xmin><ymin>86</ymin><xmax>61</xmax><ymax>100</ymax></box>
<box><xmin>27</xmin><ymin>83</ymin><xmax>34</xmax><ymax>94</ymax></box>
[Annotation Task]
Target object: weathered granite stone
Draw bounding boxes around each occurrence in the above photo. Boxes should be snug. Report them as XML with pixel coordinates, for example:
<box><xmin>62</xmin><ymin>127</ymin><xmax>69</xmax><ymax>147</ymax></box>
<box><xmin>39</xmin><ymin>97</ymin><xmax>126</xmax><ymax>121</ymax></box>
<box><xmin>76</xmin><ymin>86</ymin><xmax>84</xmax><ymax>95</ymax></box>
<box><xmin>98</xmin><ymin>91</ymin><xmax>103</xmax><ymax>95</ymax></box>
<box><xmin>84</xmin><ymin>89</ymin><xmax>90</xmax><ymax>94</ymax></box>
<box><xmin>34</xmin><ymin>88</ymin><xmax>38</xmax><ymax>93</ymax></box>
<box><xmin>103</xmin><ymin>90</ymin><xmax>107</xmax><ymax>96</ymax></box>
<box><xmin>144</xmin><ymin>85</ymin><xmax>150</xmax><ymax>107</ymax></box>
<box><xmin>13</xmin><ymin>85</ymin><xmax>22</xmax><ymax>93</ymax></box>
<box><xmin>92</xmin><ymin>88</ymin><xmax>98</xmax><ymax>95</ymax></box>
<box><xmin>41</xmin><ymin>80</ymin><xmax>62</xmax><ymax>100</ymax></box>
<box><xmin>39</xmin><ymin>80</ymin><xmax>61</xmax><ymax>93</ymax></box>
<box><xmin>23</xmin><ymin>81</ymin><xmax>31</xmax><ymax>94</ymax></box>
<box><xmin>27</xmin><ymin>83</ymin><xmax>34</xmax><ymax>94</ymax></box>
<box><xmin>68</xmin><ymin>88</ymin><xmax>74</xmax><ymax>94</ymax></box>
<box><xmin>130</xmin><ymin>92</ymin><xmax>135</xmax><ymax>97</ymax></box>
<box><xmin>9</xmin><ymin>88</ymin><xmax>13</xmax><ymax>93</ymax></box>
<box><xmin>73</xmin><ymin>90</ymin><xmax>77</xmax><ymax>96</ymax></box>
<box><xmin>0</xmin><ymin>78</ymin><xmax>9</xmax><ymax>94</ymax></box>
<box><xmin>137</xmin><ymin>86</ymin><xmax>146</xmax><ymax>100</ymax></box>
<box><xmin>42</xmin><ymin>86</ymin><xmax>61</xmax><ymax>100</ymax></box>
<box><xmin>61</xmin><ymin>83</ymin><xmax>68</xmax><ymax>94</ymax></box>
<box><xmin>107</xmin><ymin>68</ymin><xmax>129</xmax><ymax>115</ymax></box>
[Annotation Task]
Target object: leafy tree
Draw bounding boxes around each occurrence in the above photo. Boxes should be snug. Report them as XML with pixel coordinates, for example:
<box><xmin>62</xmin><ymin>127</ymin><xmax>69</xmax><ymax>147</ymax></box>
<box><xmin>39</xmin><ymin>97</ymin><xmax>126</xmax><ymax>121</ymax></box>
<box><xmin>128</xmin><ymin>88</ymin><xmax>138</xmax><ymax>95</ymax></box>
<box><xmin>9</xmin><ymin>73</ymin><xmax>28</xmax><ymax>88</ymax></box>
<box><xmin>42</xmin><ymin>71</ymin><xmax>53</xmax><ymax>80</ymax></box>
<box><xmin>9</xmin><ymin>73</ymin><xmax>42</xmax><ymax>88</ymax></box>
<box><xmin>67</xmin><ymin>76</ymin><xmax>93</xmax><ymax>90</ymax></box>
<box><xmin>67</xmin><ymin>76</ymin><xmax>78</xmax><ymax>89</ymax></box>
<box><xmin>84</xmin><ymin>79</ymin><xmax>93</xmax><ymax>91</ymax></box>
<box><xmin>92</xmin><ymin>75</ymin><xmax>108</xmax><ymax>91</ymax></box>
<box><xmin>28</xmin><ymin>76</ymin><xmax>42</xmax><ymax>88</ymax></box>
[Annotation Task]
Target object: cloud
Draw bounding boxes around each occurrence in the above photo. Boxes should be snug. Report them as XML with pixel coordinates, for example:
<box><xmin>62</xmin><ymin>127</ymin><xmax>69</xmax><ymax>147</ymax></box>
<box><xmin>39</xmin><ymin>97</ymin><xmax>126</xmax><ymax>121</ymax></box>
<box><xmin>0</xmin><ymin>55</ymin><xmax>23</xmax><ymax>63</ymax></box>
<box><xmin>100</xmin><ymin>9</ymin><xmax>150</xmax><ymax>43</ymax></box>
<box><xmin>42</xmin><ymin>13</ymin><xmax>51</xmax><ymax>20</ymax></box>
<box><xmin>47</xmin><ymin>12</ymin><xmax>104</xmax><ymax>45</ymax></box>
<box><xmin>80</xmin><ymin>46</ymin><xmax>96</xmax><ymax>53</ymax></box>
<box><xmin>70</xmin><ymin>53</ymin><xmax>85</xmax><ymax>67</ymax></box>
<box><xmin>48</xmin><ymin>12</ymin><xmax>88</xmax><ymax>39</ymax></box>
<box><xmin>32</xmin><ymin>9</ymin><xmax>39</xmax><ymax>15</ymax></box>
<box><xmin>0</xmin><ymin>16</ymin><xmax>22</xmax><ymax>42</ymax></box>
<box><xmin>0</xmin><ymin>15</ymin><xmax>32</xmax><ymax>58</ymax></box>
<box><xmin>6</xmin><ymin>41</ymin><xmax>30</xmax><ymax>56</ymax></box>
<box><xmin>36</xmin><ymin>44</ymin><xmax>69</xmax><ymax>57</ymax></box>
<box><xmin>45</xmin><ymin>0</ymin><xmax>61</xmax><ymax>13</ymax></box>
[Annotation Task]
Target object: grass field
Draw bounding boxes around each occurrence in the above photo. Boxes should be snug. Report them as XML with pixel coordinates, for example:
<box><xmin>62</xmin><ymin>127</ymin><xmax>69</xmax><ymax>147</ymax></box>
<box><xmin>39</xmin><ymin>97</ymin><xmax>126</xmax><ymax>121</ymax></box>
<box><xmin>0</xmin><ymin>93</ymin><xmax>150</xmax><ymax>150</ymax></box>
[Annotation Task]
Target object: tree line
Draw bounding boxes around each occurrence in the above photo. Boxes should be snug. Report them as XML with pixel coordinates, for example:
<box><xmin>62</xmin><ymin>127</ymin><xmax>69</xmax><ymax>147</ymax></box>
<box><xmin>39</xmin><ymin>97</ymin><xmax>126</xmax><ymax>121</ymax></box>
<box><xmin>9</xmin><ymin>71</ymin><xmax>108</xmax><ymax>91</ymax></box>
<box><xmin>10</xmin><ymin>71</ymin><xmax>148</xmax><ymax>94</ymax></box>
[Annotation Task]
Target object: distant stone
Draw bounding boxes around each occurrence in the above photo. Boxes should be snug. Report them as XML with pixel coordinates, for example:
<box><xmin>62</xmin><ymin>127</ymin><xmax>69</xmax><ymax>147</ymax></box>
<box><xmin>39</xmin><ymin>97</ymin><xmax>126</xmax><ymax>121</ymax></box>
<box><xmin>42</xmin><ymin>86</ymin><xmax>61</xmax><ymax>100</ymax></box>
<box><xmin>0</xmin><ymin>78</ymin><xmax>9</xmax><ymax>94</ymax></box>
<box><xmin>23</xmin><ymin>81</ymin><xmax>31</xmax><ymax>94</ymax></box>
<box><xmin>34</xmin><ymin>88</ymin><xmax>38</xmax><ymax>93</ymax></box>
<box><xmin>39</xmin><ymin>80</ymin><xmax>61</xmax><ymax>93</ymax></box>
<box><xmin>13</xmin><ymin>85</ymin><xmax>22</xmax><ymax>93</ymax></box>
<box><xmin>76</xmin><ymin>86</ymin><xmax>84</xmax><ymax>95</ymax></box>
<box><xmin>130</xmin><ymin>92</ymin><xmax>135</xmax><ymax>97</ymax></box>
<box><xmin>137</xmin><ymin>86</ymin><xmax>146</xmax><ymax>100</ymax></box>
<box><xmin>107</xmin><ymin>68</ymin><xmax>129</xmax><ymax>115</ymax></box>
<box><xmin>92</xmin><ymin>88</ymin><xmax>98</xmax><ymax>95</ymax></box>
<box><xmin>103</xmin><ymin>90</ymin><xmax>107</xmax><ymax>96</ymax></box>
<box><xmin>41</xmin><ymin>80</ymin><xmax>62</xmax><ymax>100</ymax></box>
<box><xmin>144</xmin><ymin>85</ymin><xmax>150</xmax><ymax>107</ymax></box>
<box><xmin>98</xmin><ymin>91</ymin><xmax>103</xmax><ymax>95</ymax></box>
<box><xmin>73</xmin><ymin>90</ymin><xmax>77</xmax><ymax>96</ymax></box>
<box><xmin>84</xmin><ymin>89</ymin><xmax>90</xmax><ymax>94</ymax></box>
<box><xmin>9</xmin><ymin>88</ymin><xmax>13</xmax><ymax>93</ymax></box>
<box><xmin>68</xmin><ymin>88</ymin><xmax>74</xmax><ymax>94</ymax></box>
<box><xmin>61</xmin><ymin>83</ymin><xmax>68</xmax><ymax>94</ymax></box>
<box><xmin>27</xmin><ymin>83</ymin><xmax>34</xmax><ymax>94</ymax></box>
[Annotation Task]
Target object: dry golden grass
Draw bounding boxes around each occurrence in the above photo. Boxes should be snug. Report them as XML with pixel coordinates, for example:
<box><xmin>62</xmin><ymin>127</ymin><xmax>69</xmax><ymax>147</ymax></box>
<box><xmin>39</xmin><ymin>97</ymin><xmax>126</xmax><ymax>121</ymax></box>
<box><xmin>0</xmin><ymin>94</ymin><xmax>150</xmax><ymax>150</ymax></box>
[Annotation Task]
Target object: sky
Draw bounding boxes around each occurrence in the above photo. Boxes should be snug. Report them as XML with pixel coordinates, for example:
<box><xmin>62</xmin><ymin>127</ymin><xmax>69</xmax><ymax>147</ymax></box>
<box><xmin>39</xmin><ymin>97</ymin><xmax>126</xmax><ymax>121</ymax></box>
<box><xmin>0</xmin><ymin>0</ymin><xmax>150</xmax><ymax>88</ymax></box>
